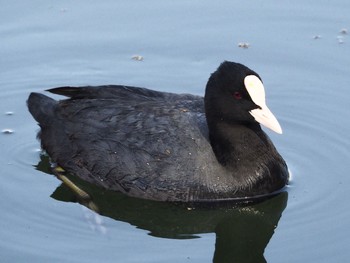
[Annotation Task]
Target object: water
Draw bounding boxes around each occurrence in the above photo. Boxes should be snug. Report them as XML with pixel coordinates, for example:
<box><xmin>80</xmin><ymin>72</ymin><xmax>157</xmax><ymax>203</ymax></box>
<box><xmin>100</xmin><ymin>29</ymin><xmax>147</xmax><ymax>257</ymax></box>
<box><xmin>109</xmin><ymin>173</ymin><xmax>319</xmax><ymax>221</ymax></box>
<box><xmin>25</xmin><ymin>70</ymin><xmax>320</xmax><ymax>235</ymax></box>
<box><xmin>1</xmin><ymin>1</ymin><xmax>349</xmax><ymax>262</ymax></box>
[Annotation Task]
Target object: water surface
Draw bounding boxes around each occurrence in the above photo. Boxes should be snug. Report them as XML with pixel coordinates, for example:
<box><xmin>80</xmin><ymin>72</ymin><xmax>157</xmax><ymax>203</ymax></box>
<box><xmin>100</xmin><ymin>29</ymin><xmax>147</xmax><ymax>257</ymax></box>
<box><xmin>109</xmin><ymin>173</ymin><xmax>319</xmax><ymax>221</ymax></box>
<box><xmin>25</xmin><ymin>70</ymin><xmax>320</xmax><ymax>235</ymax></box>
<box><xmin>1</xmin><ymin>1</ymin><xmax>350</xmax><ymax>262</ymax></box>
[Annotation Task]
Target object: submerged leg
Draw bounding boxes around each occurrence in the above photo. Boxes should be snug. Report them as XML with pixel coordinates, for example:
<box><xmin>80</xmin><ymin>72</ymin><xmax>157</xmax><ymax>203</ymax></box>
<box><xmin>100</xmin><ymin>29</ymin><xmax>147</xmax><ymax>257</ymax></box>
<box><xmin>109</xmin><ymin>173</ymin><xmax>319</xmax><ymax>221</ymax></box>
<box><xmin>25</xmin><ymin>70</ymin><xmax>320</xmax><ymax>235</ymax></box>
<box><xmin>53</xmin><ymin>166</ymin><xmax>99</xmax><ymax>213</ymax></box>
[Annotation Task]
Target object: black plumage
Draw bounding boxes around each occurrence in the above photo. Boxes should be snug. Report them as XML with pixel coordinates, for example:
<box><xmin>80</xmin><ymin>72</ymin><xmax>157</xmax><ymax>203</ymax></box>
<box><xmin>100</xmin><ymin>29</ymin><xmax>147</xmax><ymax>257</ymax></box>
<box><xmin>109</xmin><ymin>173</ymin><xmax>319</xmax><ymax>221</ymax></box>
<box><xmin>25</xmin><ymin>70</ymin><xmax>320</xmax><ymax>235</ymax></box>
<box><xmin>27</xmin><ymin>61</ymin><xmax>288</xmax><ymax>202</ymax></box>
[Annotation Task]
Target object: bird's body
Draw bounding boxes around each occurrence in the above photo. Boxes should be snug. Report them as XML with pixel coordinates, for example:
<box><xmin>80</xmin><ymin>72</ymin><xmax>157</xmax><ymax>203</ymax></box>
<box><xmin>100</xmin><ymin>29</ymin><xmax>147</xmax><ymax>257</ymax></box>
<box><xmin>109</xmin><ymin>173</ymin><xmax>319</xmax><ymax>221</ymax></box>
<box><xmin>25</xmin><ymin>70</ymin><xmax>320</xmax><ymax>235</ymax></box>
<box><xmin>28</xmin><ymin>62</ymin><xmax>288</xmax><ymax>202</ymax></box>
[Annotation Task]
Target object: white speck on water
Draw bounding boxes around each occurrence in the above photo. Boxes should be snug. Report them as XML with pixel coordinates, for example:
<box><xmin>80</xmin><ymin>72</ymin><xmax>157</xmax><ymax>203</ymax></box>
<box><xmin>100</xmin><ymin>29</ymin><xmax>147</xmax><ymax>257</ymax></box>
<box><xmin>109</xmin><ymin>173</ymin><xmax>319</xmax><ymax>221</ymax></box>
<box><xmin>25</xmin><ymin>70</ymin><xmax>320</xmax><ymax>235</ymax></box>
<box><xmin>2</xmin><ymin>129</ymin><xmax>14</xmax><ymax>134</ymax></box>
<box><xmin>131</xmin><ymin>55</ymin><xmax>144</xmax><ymax>61</ymax></box>
<box><xmin>5</xmin><ymin>111</ymin><xmax>14</xmax><ymax>115</ymax></box>
<box><xmin>337</xmin><ymin>36</ymin><xmax>345</xmax><ymax>44</ymax></box>
<box><xmin>340</xmin><ymin>28</ymin><xmax>348</xmax><ymax>34</ymax></box>
<box><xmin>238</xmin><ymin>42</ymin><xmax>250</xmax><ymax>49</ymax></box>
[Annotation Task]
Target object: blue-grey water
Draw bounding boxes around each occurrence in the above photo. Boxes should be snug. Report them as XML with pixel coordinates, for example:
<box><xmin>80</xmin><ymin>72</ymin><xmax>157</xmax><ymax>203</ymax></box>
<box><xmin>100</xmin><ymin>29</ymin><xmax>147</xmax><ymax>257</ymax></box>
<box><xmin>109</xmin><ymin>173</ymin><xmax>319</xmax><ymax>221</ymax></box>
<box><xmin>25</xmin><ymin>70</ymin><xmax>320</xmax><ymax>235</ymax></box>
<box><xmin>1</xmin><ymin>1</ymin><xmax>349</xmax><ymax>262</ymax></box>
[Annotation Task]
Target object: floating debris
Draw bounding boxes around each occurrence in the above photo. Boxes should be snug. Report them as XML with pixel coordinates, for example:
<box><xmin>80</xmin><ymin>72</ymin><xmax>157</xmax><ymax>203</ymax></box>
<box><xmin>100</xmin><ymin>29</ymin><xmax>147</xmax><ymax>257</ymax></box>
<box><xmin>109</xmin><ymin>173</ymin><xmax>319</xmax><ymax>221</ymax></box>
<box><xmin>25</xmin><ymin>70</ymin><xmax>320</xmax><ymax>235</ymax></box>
<box><xmin>131</xmin><ymin>55</ymin><xmax>144</xmax><ymax>61</ymax></box>
<box><xmin>5</xmin><ymin>111</ymin><xmax>14</xmax><ymax>116</ymax></box>
<box><xmin>2</xmin><ymin>129</ymin><xmax>14</xmax><ymax>134</ymax></box>
<box><xmin>337</xmin><ymin>36</ymin><xmax>345</xmax><ymax>44</ymax></box>
<box><xmin>340</xmin><ymin>28</ymin><xmax>348</xmax><ymax>35</ymax></box>
<box><xmin>313</xmin><ymin>35</ymin><xmax>322</xmax><ymax>40</ymax></box>
<box><xmin>238</xmin><ymin>42</ymin><xmax>250</xmax><ymax>49</ymax></box>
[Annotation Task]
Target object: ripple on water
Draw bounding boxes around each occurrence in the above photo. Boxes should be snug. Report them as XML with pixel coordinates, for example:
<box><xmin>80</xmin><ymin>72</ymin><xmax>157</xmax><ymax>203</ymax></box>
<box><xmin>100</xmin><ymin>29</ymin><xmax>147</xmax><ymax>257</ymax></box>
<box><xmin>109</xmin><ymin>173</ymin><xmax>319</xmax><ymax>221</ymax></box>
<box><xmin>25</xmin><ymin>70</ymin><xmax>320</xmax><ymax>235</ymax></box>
<box><xmin>1</xmin><ymin>56</ymin><xmax>349</xmax><ymax>262</ymax></box>
<box><xmin>271</xmin><ymin>86</ymin><xmax>350</xmax><ymax>256</ymax></box>
<box><xmin>4</xmin><ymin>134</ymin><xmax>42</xmax><ymax>167</ymax></box>
<box><xmin>1</xmin><ymin>115</ymin><xmax>111</xmax><ymax>262</ymax></box>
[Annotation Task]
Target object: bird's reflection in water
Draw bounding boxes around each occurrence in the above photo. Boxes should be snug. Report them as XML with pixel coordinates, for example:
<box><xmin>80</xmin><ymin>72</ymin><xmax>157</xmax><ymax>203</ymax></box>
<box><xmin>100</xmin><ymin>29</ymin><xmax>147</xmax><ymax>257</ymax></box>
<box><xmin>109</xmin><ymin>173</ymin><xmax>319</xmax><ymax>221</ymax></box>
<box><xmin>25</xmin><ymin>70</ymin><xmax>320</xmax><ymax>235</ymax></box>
<box><xmin>36</xmin><ymin>154</ymin><xmax>288</xmax><ymax>263</ymax></box>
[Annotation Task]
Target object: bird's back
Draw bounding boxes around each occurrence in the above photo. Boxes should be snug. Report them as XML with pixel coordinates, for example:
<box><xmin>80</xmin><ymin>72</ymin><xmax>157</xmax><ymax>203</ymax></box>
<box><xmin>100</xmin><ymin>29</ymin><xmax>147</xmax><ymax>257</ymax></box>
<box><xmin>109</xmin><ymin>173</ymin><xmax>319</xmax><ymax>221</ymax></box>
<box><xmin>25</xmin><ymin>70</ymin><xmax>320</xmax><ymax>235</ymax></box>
<box><xmin>28</xmin><ymin>86</ymin><xmax>220</xmax><ymax>201</ymax></box>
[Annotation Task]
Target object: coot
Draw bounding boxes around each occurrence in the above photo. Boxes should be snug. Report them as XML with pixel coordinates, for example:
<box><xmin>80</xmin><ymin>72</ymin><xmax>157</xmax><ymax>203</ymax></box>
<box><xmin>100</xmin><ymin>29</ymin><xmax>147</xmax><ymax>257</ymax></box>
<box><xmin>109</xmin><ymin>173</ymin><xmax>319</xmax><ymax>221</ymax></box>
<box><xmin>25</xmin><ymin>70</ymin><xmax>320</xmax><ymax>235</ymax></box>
<box><xmin>28</xmin><ymin>61</ymin><xmax>288</xmax><ymax>202</ymax></box>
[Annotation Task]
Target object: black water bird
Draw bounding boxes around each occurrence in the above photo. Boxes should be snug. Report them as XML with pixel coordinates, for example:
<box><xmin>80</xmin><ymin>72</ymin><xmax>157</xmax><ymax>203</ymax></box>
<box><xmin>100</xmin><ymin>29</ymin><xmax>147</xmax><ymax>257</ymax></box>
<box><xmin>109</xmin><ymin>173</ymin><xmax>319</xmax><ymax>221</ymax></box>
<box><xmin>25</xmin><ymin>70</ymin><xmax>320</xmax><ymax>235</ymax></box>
<box><xmin>27</xmin><ymin>61</ymin><xmax>288</xmax><ymax>202</ymax></box>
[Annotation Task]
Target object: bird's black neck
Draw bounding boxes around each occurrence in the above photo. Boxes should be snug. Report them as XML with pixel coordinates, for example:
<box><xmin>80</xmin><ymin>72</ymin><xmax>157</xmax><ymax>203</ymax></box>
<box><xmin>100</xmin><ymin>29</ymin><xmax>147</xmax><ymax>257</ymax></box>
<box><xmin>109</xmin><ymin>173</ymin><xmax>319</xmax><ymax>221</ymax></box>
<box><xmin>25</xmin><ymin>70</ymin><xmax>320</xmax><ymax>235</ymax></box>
<box><xmin>207</xmin><ymin>120</ymin><xmax>266</xmax><ymax>167</ymax></box>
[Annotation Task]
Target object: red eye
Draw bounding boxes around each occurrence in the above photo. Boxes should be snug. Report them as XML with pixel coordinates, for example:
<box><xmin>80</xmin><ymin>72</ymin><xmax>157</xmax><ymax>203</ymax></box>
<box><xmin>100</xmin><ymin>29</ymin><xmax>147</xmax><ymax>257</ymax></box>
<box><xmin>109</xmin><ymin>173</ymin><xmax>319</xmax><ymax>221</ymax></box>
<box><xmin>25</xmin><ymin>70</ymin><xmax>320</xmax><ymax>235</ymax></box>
<box><xmin>233</xmin><ymin>91</ymin><xmax>242</xmax><ymax>100</ymax></box>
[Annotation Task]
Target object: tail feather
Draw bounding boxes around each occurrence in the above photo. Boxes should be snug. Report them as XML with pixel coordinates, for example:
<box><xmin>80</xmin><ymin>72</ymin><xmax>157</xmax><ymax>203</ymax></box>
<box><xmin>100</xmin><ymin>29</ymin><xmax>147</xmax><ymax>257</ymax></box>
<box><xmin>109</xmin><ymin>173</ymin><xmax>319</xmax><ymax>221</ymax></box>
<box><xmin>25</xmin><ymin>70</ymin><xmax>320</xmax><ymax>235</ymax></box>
<box><xmin>27</xmin><ymin>92</ymin><xmax>57</xmax><ymax>126</ymax></box>
<box><xmin>47</xmin><ymin>86</ymin><xmax>82</xmax><ymax>98</ymax></box>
